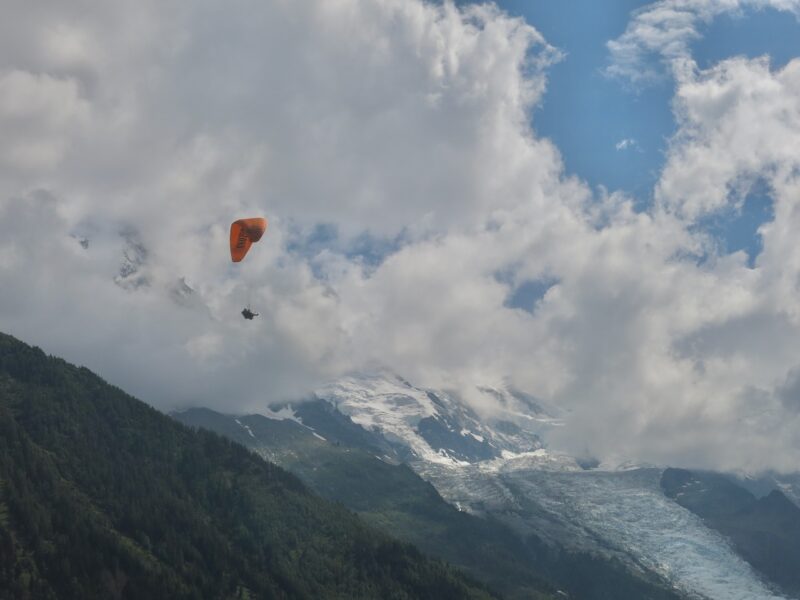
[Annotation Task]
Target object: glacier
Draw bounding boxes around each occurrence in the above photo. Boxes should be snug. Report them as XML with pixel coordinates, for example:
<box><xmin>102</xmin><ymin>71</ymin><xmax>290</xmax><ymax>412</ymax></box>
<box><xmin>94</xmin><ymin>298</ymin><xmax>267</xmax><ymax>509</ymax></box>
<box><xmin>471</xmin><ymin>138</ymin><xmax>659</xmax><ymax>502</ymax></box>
<box><xmin>314</xmin><ymin>373</ymin><xmax>794</xmax><ymax>600</ymax></box>
<box><xmin>419</xmin><ymin>462</ymin><xmax>787</xmax><ymax>600</ymax></box>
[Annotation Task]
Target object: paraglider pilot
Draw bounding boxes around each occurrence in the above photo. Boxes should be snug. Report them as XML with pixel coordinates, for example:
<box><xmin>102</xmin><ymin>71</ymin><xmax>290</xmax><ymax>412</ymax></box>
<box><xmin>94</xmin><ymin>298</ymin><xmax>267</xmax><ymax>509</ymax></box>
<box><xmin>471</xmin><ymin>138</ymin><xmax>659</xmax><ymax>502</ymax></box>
<box><xmin>241</xmin><ymin>308</ymin><xmax>258</xmax><ymax>320</ymax></box>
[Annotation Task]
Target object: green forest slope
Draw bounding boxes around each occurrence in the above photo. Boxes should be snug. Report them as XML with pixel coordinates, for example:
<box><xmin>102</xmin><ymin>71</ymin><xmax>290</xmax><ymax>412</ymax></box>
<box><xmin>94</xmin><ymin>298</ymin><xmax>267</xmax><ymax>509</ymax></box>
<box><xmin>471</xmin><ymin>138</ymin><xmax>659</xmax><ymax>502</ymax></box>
<box><xmin>0</xmin><ymin>332</ymin><xmax>495</xmax><ymax>600</ymax></box>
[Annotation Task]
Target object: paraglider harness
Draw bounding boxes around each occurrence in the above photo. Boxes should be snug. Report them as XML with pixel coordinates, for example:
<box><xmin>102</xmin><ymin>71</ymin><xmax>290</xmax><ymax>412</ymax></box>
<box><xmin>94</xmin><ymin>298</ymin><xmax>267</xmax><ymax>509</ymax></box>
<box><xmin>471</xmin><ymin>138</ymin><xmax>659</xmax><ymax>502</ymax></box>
<box><xmin>241</xmin><ymin>307</ymin><xmax>259</xmax><ymax>320</ymax></box>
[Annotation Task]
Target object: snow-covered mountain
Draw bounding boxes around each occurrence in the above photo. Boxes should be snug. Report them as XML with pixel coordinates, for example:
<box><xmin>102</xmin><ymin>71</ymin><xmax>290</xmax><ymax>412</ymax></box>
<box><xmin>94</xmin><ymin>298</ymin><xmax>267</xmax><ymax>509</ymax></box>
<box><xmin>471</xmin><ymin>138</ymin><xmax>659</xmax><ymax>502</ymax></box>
<box><xmin>317</xmin><ymin>372</ymin><xmax>560</xmax><ymax>465</ymax></box>
<box><xmin>309</xmin><ymin>372</ymin><xmax>796</xmax><ymax>600</ymax></box>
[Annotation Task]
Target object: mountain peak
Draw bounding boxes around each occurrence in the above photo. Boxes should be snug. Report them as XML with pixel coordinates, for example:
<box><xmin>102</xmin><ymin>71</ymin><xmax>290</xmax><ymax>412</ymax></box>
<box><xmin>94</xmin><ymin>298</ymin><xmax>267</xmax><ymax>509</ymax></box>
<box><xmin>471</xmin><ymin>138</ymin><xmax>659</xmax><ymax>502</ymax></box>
<box><xmin>314</xmin><ymin>372</ymin><xmax>557</xmax><ymax>466</ymax></box>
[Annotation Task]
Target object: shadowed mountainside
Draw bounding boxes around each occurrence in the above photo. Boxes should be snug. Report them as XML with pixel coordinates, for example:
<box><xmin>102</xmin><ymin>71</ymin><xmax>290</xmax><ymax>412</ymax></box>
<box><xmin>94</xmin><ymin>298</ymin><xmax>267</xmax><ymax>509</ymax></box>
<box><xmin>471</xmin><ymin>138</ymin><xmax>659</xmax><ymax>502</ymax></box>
<box><xmin>662</xmin><ymin>467</ymin><xmax>800</xmax><ymax>598</ymax></box>
<box><xmin>0</xmin><ymin>332</ymin><xmax>495</xmax><ymax>600</ymax></box>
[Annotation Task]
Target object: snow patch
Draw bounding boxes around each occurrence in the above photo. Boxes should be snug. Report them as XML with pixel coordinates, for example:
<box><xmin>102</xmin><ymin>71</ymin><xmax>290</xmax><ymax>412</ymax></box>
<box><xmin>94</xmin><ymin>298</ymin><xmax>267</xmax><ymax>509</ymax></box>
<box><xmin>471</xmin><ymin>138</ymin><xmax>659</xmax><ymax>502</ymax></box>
<box><xmin>461</xmin><ymin>428</ymin><xmax>485</xmax><ymax>442</ymax></box>
<box><xmin>262</xmin><ymin>405</ymin><xmax>303</xmax><ymax>424</ymax></box>
<box><xmin>234</xmin><ymin>418</ymin><xmax>256</xmax><ymax>439</ymax></box>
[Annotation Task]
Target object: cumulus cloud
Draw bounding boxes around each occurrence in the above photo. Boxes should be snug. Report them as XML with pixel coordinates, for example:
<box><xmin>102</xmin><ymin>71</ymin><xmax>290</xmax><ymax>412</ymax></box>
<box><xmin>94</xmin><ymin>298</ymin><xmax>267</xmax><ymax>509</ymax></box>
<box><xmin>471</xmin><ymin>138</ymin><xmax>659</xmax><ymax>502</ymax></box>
<box><xmin>606</xmin><ymin>0</ymin><xmax>800</xmax><ymax>84</ymax></box>
<box><xmin>657</xmin><ymin>56</ymin><xmax>800</xmax><ymax>221</ymax></box>
<box><xmin>3</xmin><ymin>0</ymin><xmax>800</xmax><ymax>472</ymax></box>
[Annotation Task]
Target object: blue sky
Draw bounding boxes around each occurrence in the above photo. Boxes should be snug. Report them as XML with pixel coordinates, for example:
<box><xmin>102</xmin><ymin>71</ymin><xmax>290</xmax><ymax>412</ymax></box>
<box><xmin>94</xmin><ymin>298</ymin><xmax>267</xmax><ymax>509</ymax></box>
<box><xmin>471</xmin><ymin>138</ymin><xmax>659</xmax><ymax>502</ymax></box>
<box><xmin>494</xmin><ymin>0</ymin><xmax>670</xmax><ymax>198</ymax></box>
<box><xmin>492</xmin><ymin>0</ymin><xmax>800</xmax><ymax>262</ymax></box>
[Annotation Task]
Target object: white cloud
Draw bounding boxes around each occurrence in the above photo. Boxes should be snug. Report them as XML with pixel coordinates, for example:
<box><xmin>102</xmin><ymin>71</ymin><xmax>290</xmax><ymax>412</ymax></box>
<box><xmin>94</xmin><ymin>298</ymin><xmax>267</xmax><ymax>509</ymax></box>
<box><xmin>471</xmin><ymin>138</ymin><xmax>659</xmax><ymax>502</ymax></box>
<box><xmin>657</xmin><ymin>56</ymin><xmax>800</xmax><ymax>221</ymax></box>
<box><xmin>606</xmin><ymin>0</ymin><xmax>800</xmax><ymax>84</ymax></box>
<box><xmin>2</xmin><ymin>0</ymin><xmax>800</xmax><ymax>472</ymax></box>
<box><xmin>615</xmin><ymin>137</ymin><xmax>639</xmax><ymax>151</ymax></box>
<box><xmin>0</xmin><ymin>0</ymin><xmax>563</xmax><ymax>409</ymax></box>
<box><xmin>0</xmin><ymin>69</ymin><xmax>91</xmax><ymax>171</ymax></box>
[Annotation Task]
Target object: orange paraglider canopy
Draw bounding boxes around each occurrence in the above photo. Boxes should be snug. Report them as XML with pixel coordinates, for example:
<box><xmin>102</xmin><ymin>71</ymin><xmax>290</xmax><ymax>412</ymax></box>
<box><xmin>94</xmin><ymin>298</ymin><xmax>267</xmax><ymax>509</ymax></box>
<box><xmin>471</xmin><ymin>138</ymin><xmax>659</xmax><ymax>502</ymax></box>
<box><xmin>230</xmin><ymin>217</ymin><xmax>268</xmax><ymax>262</ymax></box>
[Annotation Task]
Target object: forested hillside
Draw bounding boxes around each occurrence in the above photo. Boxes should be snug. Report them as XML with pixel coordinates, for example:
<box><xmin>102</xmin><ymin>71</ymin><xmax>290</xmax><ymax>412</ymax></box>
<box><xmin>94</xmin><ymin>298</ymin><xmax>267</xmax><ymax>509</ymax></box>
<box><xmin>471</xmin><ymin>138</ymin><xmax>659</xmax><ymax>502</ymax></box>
<box><xmin>0</xmin><ymin>332</ymin><xmax>494</xmax><ymax>600</ymax></box>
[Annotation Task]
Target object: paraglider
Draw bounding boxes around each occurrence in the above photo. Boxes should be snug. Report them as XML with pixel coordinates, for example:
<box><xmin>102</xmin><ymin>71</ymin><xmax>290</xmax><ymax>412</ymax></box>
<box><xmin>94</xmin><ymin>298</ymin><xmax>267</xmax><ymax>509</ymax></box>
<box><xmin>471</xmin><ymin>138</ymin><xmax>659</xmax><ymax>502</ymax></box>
<box><xmin>230</xmin><ymin>217</ymin><xmax>267</xmax><ymax>319</ymax></box>
<box><xmin>230</xmin><ymin>218</ymin><xmax>268</xmax><ymax>263</ymax></box>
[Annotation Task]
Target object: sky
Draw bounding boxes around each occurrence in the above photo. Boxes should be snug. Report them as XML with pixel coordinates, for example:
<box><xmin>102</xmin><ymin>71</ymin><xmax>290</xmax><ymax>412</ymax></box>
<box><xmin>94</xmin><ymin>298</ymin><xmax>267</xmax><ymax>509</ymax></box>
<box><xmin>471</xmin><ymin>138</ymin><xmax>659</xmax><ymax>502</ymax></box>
<box><xmin>3</xmin><ymin>0</ymin><xmax>800</xmax><ymax>472</ymax></box>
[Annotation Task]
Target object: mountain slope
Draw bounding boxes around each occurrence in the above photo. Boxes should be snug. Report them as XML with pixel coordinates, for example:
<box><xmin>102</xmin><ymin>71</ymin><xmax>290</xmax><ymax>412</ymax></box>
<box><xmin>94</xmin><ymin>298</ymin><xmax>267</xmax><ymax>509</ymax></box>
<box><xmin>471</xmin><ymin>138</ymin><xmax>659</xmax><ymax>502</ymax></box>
<box><xmin>310</xmin><ymin>373</ymin><xmax>791</xmax><ymax>600</ymax></box>
<box><xmin>175</xmin><ymin>407</ymin><xmax>686</xmax><ymax>600</ymax></box>
<box><xmin>663</xmin><ymin>468</ymin><xmax>800</xmax><ymax>598</ymax></box>
<box><xmin>174</xmin><ymin>408</ymin><xmax>559</xmax><ymax>600</ymax></box>
<box><xmin>0</xmin><ymin>332</ymin><xmax>495</xmax><ymax>600</ymax></box>
<box><xmin>317</xmin><ymin>374</ymin><xmax>554</xmax><ymax>465</ymax></box>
